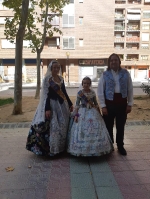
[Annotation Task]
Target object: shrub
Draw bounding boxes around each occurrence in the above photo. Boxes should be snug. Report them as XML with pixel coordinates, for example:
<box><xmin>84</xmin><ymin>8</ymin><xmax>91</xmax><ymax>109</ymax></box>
<box><xmin>140</xmin><ymin>83</ymin><xmax>150</xmax><ymax>97</ymax></box>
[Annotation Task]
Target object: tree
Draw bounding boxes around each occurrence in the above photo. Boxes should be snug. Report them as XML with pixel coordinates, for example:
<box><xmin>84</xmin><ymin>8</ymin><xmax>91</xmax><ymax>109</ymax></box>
<box><xmin>26</xmin><ymin>0</ymin><xmax>69</xmax><ymax>98</ymax></box>
<box><xmin>3</xmin><ymin>0</ymin><xmax>30</xmax><ymax>114</ymax></box>
<box><xmin>3</xmin><ymin>0</ymin><xmax>69</xmax><ymax>113</ymax></box>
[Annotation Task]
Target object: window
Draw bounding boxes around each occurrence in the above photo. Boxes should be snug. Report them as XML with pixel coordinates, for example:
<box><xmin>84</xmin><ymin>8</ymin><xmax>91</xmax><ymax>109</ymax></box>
<box><xmin>142</xmin><ymin>33</ymin><xmax>149</xmax><ymax>41</ymax></box>
<box><xmin>79</xmin><ymin>17</ymin><xmax>83</xmax><ymax>25</ymax></box>
<box><xmin>0</xmin><ymin>17</ymin><xmax>5</xmax><ymax>24</ymax></box>
<box><xmin>42</xmin><ymin>14</ymin><xmax>59</xmax><ymax>26</ymax></box>
<box><xmin>79</xmin><ymin>0</ymin><xmax>83</xmax><ymax>2</ymax></box>
<box><xmin>70</xmin><ymin>0</ymin><xmax>74</xmax><ymax>3</ymax></box>
<box><xmin>1</xmin><ymin>39</ymin><xmax>15</xmax><ymax>48</ymax></box>
<box><xmin>143</xmin><ymin>11</ymin><xmax>150</xmax><ymax>19</ymax></box>
<box><xmin>79</xmin><ymin>39</ymin><xmax>83</xmax><ymax>46</ymax></box>
<box><xmin>141</xmin><ymin>55</ymin><xmax>149</xmax><ymax>60</ymax></box>
<box><xmin>63</xmin><ymin>37</ymin><xmax>75</xmax><ymax>49</ymax></box>
<box><xmin>48</xmin><ymin>38</ymin><xmax>60</xmax><ymax>48</ymax></box>
<box><xmin>141</xmin><ymin>44</ymin><xmax>149</xmax><ymax>49</ymax></box>
<box><xmin>62</xmin><ymin>2</ymin><xmax>75</xmax><ymax>28</ymax></box>
<box><xmin>142</xmin><ymin>22</ymin><xmax>150</xmax><ymax>30</ymax></box>
<box><xmin>62</xmin><ymin>14</ymin><xmax>74</xmax><ymax>27</ymax></box>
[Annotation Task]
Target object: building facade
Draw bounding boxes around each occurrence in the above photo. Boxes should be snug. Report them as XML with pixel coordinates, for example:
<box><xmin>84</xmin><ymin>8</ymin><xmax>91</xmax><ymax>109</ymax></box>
<box><xmin>0</xmin><ymin>0</ymin><xmax>150</xmax><ymax>83</ymax></box>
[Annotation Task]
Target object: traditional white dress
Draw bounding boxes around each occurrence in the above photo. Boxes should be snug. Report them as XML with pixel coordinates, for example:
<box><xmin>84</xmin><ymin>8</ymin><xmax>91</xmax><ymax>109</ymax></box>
<box><xmin>67</xmin><ymin>89</ymin><xmax>113</xmax><ymax>156</ymax></box>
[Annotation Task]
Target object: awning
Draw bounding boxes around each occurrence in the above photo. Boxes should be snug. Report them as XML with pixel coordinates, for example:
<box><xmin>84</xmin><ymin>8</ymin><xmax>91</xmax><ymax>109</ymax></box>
<box><xmin>127</xmin><ymin>9</ymin><xmax>141</xmax><ymax>13</ymax></box>
<box><xmin>2</xmin><ymin>59</ymin><xmax>15</xmax><ymax>64</ymax></box>
<box><xmin>25</xmin><ymin>59</ymin><xmax>36</xmax><ymax>64</ymax></box>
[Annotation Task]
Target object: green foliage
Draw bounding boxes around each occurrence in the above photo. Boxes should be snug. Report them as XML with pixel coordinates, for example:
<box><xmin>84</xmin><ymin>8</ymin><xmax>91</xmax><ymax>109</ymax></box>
<box><xmin>0</xmin><ymin>98</ymin><xmax>14</xmax><ymax>106</ymax></box>
<box><xmin>3</xmin><ymin>0</ymin><xmax>69</xmax><ymax>53</ymax></box>
<box><xmin>141</xmin><ymin>83</ymin><xmax>150</xmax><ymax>97</ymax></box>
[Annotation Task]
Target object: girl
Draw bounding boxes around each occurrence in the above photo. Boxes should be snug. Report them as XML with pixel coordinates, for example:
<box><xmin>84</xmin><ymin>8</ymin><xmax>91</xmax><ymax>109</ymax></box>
<box><xmin>67</xmin><ymin>76</ymin><xmax>113</xmax><ymax>156</ymax></box>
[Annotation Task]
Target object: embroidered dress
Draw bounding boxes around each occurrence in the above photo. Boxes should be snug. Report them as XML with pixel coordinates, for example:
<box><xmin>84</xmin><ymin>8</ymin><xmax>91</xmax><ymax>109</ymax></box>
<box><xmin>67</xmin><ymin>89</ymin><xmax>113</xmax><ymax>156</ymax></box>
<box><xmin>26</xmin><ymin>76</ymin><xmax>72</xmax><ymax>156</ymax></box>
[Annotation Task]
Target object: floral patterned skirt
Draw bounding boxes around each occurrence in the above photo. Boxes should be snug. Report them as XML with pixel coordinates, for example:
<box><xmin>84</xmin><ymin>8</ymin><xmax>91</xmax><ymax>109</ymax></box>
<box><xmin>26</xmin><ymin>100</ymin><xmax>70</xmax><ymax>156</ymax></box>
<box><xmin>67</xmin><ymin>107</ymin><xmax>113</xmax><ymax>156</ymax></box>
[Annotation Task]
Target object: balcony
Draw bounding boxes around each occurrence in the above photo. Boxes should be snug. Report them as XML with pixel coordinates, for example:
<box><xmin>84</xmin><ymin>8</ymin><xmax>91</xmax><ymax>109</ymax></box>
<box><xmin>114</xmin><ymin>45</ymin><xmax>124</xmax><ymax>50</ymax></box>
<box><xmin>127</xmin><ymin>14</ymin><xmax>141</xmax><ymax>20</ymax></box>
<box><xmin>115</xmin><ymin>0</ymin><xmax>126</xmax><ymax>3</ymax></box>
<box><xmin>114</xmin><ymin>25</ymin><xmax>125</xmax><ymax>31</ymax></box>
<box><xmin>126</xmin><ymin>44</ymin><xmax>139</xmax><ymax>50</ymax></box>
<box><xmin>127</xmin><ymin>24</ymin><xmax>140</xmax><ymax>31</ymax></box>
<box><xmin>125</xmin><ymin>55</ymin><xmax>139</xmax><ymax>61</ymax></box>
<box><xmin>126</xmin><ymin>37</ymin><xmax>140</xmax><ymax>43</ymax></box>
<box><xmin>128</xmin><ymin>0</ymin><xmax>141</xmax><ymax>4</ymax></box>
<box><xmin>115</xmin><ymin>14</ymin><xmax>125</xmax><ymax>20</ymax></box>
<box><xmin>114</xmin><ymin>38</ymin><xmax>125</xmax><ymax>43</ymax></box>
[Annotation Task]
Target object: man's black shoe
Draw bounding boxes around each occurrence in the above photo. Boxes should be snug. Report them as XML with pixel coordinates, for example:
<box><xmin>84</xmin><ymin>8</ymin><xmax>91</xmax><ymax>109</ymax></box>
<box><xmin>118</xmin><ymin>147</ymin><xmax>127</xmax><ymax>156</ymax></box>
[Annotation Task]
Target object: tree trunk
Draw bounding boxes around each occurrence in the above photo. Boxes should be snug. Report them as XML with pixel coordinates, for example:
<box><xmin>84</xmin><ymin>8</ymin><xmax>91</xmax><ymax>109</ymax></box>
<box><xmin>13</xmin><ymin>36</ymin><xmax>23</xmax><ymax>114</ymax></box>
<box><xmin>35</xmin><ymin>51</ymin><xmax>41</xmax><ymax>99</ymax></box>
<box><xmin>12</xmin><ymin>0</ymin><xmax>29</xmax><ymax>115</ymax></box>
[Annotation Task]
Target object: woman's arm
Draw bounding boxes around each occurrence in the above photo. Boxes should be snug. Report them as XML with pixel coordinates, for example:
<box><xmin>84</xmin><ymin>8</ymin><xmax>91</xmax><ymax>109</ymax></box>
<box><xmin>61</xmin><ymin>81</ymin><xmax>73</xmax><ymax>108</ymax></box>
<box><xmin>45</xmin><ymin>88</ymin><xmax>51</xmax><ymax>119</ymax></box>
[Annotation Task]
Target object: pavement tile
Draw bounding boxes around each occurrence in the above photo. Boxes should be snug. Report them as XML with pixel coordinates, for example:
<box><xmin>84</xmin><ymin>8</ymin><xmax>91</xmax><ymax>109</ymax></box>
<box><xmin>145</xmin><ymin>184</ymin><xmax>150</xmax><ymax>192</ymax></box>
<box><xmin>70</xmin><ymin>157</ymin><xmax>90</xmax><ymax>173</ymax></box>
<box><xmin>71</xmin><ymin>173</ymin><xmax>94</xmax><ymax>188</ymax></box>
<box><xmin>119</xmin><ymin>185</ymin><xmax>150</xmax><ymax>199</ymax></box>
<box><xmin>128</xmin><ymin>160</ymin><xmax>150</xmax><ymax>171</ymax></box>
<box><xmin>138</xmin><ymin>152</ymin><xmax>150</xmax><ymax>160</ymax></box>
<box><xmin>113</xmin><ymin>171</ymin><xmax>139</xmax><ymax>185</ymax></box>
<box><xmin>71</xmin><ymin>188</ymin><xmax>97</xmax><ymax>199</ymax></box>
<box><xmin>0</xmin><ymin>189</ymin><xmax>23</xmax><ymax>199</ymax></box>
<box><xmin>134</xmin><ymin>171</ymin><xmax>150</xmax><ymax>184</ymax></box>
<box><xmin>108</xmin><ymin>160</ymin><xmax>131</xmax><ymax>171</ymax></box>
<box><xmin>88</xmin><ymin>157</ymin><xmax>111</xmax><ymax>172</ymax></box>
<box><xmin>96</xmin><ymin>187</ymin><xmax>123</xmax><ymax>199</ymax></box>
<box><xmin>123</xmin><ymin>151</ymin><xmax>143</xmax><ymax>160</ymax></box>
<box><xmin>92</xmin><ymin>172</ymin><xmax>118</xmax><ymax>187</ymax></box>
<box><xmin>46</xmin><ymin>187</ymin><xmax>71</xmax><ymax>199</ymax></box>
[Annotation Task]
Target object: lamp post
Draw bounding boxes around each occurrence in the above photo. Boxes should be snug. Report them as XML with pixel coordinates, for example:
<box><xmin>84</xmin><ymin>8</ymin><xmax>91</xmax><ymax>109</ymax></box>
<box><xmin>66</xmin><ymin>52</ymin><xmax>70</xmax><ymax>85</ymax></box>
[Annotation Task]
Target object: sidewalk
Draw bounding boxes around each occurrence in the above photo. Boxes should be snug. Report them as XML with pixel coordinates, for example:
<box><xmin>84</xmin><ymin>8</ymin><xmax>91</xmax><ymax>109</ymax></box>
<box><xmin>0</xmin><ymin>79</ymin><xmax>150</xmax><ymax>91</ymax></box>
<box><xmin>0</xmin><ymin>122</ymin><xmax>150</xmax><ymax>199</ymax></box>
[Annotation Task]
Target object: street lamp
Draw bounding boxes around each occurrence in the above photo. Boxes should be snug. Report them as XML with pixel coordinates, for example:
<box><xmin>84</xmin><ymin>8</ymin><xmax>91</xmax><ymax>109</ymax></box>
<box><xmin>66</xmin><ymin>52</ymin><xmax>70</xmax><ymax>85</ymax></box>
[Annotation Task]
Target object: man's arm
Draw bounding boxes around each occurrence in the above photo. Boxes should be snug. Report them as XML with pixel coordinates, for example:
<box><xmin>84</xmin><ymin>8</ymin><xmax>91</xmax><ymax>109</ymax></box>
<box><xmin>97</xmin><ymin>73</ymin><xmax>106</xmax><ymax>108</ymax></box>
<box><xmin>127</xmin><ymin>72</ymin><xmax>133</xmax><ymax>107</ymax></box>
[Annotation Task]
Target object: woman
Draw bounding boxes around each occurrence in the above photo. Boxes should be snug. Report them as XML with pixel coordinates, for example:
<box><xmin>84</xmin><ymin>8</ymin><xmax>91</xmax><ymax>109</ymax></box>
<box><xmin>26</xmin><ymin>60</ymin><xmax>73</xmax><ymax>156</ymax></box>
<box><xmin>67</xmin><ymin>76</ymin><xmax>113</xmax><ymax>156</ymax></box>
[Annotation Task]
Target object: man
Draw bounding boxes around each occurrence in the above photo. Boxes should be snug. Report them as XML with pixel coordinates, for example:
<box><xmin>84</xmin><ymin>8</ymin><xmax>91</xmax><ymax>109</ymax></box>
<box><xmin>97</xmin><ymin>53</ymin><xmax>133</xmax><ymax>155</ymax></box>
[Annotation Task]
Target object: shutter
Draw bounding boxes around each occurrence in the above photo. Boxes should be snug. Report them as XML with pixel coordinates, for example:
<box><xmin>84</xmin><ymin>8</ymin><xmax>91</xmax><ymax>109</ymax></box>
<box><xmin>63</xmin><ymin>38</ymin><xmax>68</xmax><ymax>49</ymax></box>
<box><xmin>69</xmin><ymin>16</ymin><xmax>74</xmax><ymax>27</ymax></box>
<box><xmin>63</xmin><ymin>14</ymin><xmax>68</xmax><ymax>27</ymax></box>
<box><xmin>69</xmin><ymin>37</ymin><xmax>74</xmax><ymax>49</ymax></box>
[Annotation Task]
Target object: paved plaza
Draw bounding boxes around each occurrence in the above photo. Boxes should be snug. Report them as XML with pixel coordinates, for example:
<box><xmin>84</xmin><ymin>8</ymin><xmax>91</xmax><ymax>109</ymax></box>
<box><xmin>0</xmin><ymin>122</ymin><xmax>150</xmax><ymax>199</ymax></box>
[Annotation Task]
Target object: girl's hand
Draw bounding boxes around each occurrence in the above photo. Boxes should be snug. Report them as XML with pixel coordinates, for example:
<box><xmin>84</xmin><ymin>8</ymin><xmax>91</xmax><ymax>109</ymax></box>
<box><xmin>45</xmin><ymin>110</ymin><xmax>51</xmax><ymax>119</ymax></box>
<box><xmin>74</xmin><ymin>116</ymin><xmax>78</xmax><ymax>123</ymax></box>
<box><xmin>102</xmin><ymin>107</ymin><xmax>108</xmax><ymax>115</ymax></box>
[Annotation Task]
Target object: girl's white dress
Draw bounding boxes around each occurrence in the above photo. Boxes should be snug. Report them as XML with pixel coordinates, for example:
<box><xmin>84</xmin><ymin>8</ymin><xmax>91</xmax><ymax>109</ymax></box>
<box><xmin>67</xmin><ymin>89</ymin><xmax>113</xmax><ymax>156</ymax></box>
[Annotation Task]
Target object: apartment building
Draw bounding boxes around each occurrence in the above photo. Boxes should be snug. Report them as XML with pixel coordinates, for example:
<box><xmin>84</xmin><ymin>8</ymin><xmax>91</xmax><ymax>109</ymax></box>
<box><xmin>0</xmin><ymin>0</ymin><xmax>150</xmax><ymax>83</ymax></box>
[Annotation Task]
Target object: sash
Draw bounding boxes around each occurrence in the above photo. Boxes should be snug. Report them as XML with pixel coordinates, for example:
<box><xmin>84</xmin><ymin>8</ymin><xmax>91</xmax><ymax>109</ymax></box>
<box><xmin>78</xmin><ymin>90</ymin><xmax>95</xmax><ymax>108</ymax></box>
<box><xmin>49</xmin><ymin>78</ymin><xmax>67</xmax><ymax>101</ymax></box>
